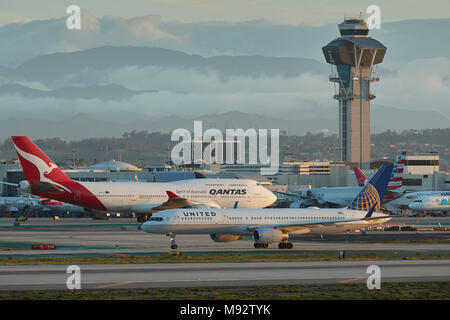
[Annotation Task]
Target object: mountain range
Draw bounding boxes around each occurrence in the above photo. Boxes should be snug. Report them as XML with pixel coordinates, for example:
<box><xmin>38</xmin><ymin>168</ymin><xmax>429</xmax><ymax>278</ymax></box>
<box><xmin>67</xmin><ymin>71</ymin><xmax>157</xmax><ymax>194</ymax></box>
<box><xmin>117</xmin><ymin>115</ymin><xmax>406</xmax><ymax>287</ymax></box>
<box><xmin>0</xmin><ymin>108</ymin><xmax>447</xmax><ymax>141</ymax></box>
<box><xmin>0</xmin><ymin>83</ymin><xmax>157</xmax><ymax>100</ymax></box>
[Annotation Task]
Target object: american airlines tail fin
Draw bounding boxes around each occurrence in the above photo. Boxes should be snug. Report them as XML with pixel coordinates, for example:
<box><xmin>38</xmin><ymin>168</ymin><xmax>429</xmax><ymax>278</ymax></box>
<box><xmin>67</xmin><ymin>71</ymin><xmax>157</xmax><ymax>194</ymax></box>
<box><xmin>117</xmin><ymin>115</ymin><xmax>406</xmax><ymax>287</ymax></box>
<box><xmin>11</xmin><ymin>136</ymin><xmax>73</xmax><ymax>192</ymax></box>
<box><xmin>353</xmin><ymin>167</ymin><xmax>368</xmax><ymax>186</ymax></box>
<box><xmin>347</xmin><ymin>164</ymin><xmax>394</xmax><ymax>212</ymax></box>
<box><xmin>387</xmin><ymin>151</ymin><xmax>406</xmax><ymax>191</ymax></box>
<box><xmin>383</xmin><ymin>151</ymin><xmax>406</xmax><ymax>202</ymax></box>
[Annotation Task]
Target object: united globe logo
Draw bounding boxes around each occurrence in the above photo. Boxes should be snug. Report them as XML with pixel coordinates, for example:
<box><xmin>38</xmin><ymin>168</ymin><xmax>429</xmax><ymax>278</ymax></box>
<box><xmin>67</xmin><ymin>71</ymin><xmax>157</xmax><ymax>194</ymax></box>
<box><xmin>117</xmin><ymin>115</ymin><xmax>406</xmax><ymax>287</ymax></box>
<box><xmin>349</xmin><ymin>184</ymin><xmax>381</xmax><ymax>211</ymax></box>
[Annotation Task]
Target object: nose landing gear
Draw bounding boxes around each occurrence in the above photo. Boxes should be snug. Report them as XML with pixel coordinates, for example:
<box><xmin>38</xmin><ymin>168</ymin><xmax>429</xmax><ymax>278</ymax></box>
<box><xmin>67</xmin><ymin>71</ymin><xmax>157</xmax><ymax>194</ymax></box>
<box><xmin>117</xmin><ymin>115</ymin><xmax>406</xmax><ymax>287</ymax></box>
<box><xmin>167</xmin><ymin>233</ymin><xmax>181</xmax><ymax>255</ymax></box>
<box><xmin>254</xmin><ymin>243</ymin><xmax>269</xmax><ymax>248</ymax></box>
<box><xmin>167</xmin><ymin>233</ymin><xmax>177</xmax><ymax>249</ymax></box>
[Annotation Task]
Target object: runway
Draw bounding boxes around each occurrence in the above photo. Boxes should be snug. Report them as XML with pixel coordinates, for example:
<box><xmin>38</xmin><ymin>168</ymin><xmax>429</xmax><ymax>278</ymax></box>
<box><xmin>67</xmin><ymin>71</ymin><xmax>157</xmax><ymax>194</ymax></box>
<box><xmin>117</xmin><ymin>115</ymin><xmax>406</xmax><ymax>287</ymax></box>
<box><xmin>0</xmin><ymin>260</ymin><xmax>449</xmax><ymax>290</ymax></box>
<box><xmin>1</xmin><ymin>230</ymin><xmax>450</xmax><ymax>257</ymax></box>
<box><xmin>1</xmin><ymin>217</ymin><xmax>449</xmax><ymax>291</ymax></box>
<box><xmin>0</xmin><ymin>217</ymin><xmax>449</xmax><ymax>256</ymax></box>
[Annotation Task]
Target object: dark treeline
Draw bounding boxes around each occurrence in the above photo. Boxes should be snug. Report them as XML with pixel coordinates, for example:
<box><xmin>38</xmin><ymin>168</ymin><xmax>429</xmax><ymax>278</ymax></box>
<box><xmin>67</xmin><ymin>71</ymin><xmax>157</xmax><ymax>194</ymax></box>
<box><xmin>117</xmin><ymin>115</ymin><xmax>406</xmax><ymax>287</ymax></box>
<box><xmin>0</xmin><ymin>128</ymin><xmax>448</xmax><ymax>170</ymax></box>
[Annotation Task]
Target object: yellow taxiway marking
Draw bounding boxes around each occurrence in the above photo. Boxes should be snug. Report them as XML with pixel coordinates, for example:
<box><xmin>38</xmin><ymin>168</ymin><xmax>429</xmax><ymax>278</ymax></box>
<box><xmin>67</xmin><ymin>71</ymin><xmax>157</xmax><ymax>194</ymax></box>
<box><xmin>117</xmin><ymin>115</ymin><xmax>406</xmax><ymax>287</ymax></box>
<box><xmin>337</xmin><ymin>277</ymin><xmax>367</xmax><ymax>284</ymax></box>
<box><xmin>94</xmin><ymin>281</ymin><xmax>135</xmax><ymax>289</ymax></box>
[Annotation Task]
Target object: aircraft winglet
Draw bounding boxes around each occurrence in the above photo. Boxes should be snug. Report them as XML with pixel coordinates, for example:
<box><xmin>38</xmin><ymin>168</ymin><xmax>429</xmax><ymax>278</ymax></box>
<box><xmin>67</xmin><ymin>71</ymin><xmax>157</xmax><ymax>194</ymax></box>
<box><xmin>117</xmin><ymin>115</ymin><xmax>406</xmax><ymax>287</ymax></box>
<box><xmin>166</xmin><ymin>191</ymin><xmax>179</xmax><ymax>199</ymax></box>
<box><xmin>233</xmin><ymin>201</ymin><xmax>238</xmax><ymax>208</ymax></box>
<box><xmin>364</xmin><ymin>203</ymin><xmax>378</xmax><ymax>220</ymax></box>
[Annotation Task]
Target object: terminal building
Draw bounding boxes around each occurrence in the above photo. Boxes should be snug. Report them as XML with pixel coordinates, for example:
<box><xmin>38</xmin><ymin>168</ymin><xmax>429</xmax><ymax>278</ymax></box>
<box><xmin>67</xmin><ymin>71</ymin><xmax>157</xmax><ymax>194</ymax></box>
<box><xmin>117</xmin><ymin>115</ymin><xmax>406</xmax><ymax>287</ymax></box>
<box><xmin>0</xmin><ymin>153</ymin><xmax>449</xmax><ymax>197</ymax></box>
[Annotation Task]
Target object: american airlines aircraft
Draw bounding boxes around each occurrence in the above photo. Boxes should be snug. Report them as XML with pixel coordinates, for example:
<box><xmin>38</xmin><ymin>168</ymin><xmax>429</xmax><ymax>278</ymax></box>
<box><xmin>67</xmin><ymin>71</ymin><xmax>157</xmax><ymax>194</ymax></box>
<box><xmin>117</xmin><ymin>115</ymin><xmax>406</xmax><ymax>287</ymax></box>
<box><xmin>142</xmin><ymin>165</ymin><xmax>393</xmax><ymax>249</ymax></box>
<box><xmin>10</xmin><ymin>136</ymin><xmax>277</xmax><ymax>222</ymax></box>
<box><xmin>408</xmin><ymin>193</ymin><xmax>450</xmax><ymax>213</ymax></box>
<box><xmin>292</xmin><ymin>151</ymin><xmax>406</xmax><ymax>208</ymax></box>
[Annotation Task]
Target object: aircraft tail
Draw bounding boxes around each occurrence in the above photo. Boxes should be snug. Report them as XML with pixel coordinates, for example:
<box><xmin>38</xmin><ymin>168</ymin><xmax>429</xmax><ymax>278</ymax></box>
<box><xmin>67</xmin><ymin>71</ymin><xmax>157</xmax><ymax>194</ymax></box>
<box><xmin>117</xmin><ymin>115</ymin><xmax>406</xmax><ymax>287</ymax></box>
<box><xmin>383</xmin><ymin>151</ymin><xmax>406</xmax><ymax>201</ymax></box>
<box><xmin>11</xmin><ymin>136</ymin><xmax>73</xmax><ymax>190</ymax></box>
<box><xmin>347</xmin><ymin>164</ymin><xmax>394</xmax><ymax>212</ymax></box>
<box><xmin>353</xmin><ymin>167</ymin><xmax>368</xmax><ymax>186</ymax></box>
<box><xmin>387</xmin><ymin>151</ymin><xmax>406</xmax><ymax>191</ymax></box>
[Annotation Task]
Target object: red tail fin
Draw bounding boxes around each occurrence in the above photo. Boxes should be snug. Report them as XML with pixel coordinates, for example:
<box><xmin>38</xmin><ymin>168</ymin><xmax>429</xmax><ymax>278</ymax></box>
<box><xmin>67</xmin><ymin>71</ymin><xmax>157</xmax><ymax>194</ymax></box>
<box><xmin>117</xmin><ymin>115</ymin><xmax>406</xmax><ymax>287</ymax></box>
<box><xmin>353</xmin><ymin>167</ymin><xmax>368</xmax><ymax>187</ymax></box>
<box><xmin>11</xmin><ymin>136</ymin><xmax>73</xmax><ymax>188</ymax></box>
<box><xmin>11</xmin><ymin>136</ymin><xmax>107</xmax><ymax>212</ymax></box>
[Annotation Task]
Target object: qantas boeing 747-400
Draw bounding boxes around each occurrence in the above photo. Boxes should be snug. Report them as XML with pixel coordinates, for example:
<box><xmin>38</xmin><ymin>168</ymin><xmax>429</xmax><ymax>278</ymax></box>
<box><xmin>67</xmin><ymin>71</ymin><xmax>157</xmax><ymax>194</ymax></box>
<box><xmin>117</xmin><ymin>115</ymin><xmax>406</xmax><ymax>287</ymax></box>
<box><xmin>10</xmin><ymin>136</ymin><xmax>277</xmax><ymax>221</ymax></box>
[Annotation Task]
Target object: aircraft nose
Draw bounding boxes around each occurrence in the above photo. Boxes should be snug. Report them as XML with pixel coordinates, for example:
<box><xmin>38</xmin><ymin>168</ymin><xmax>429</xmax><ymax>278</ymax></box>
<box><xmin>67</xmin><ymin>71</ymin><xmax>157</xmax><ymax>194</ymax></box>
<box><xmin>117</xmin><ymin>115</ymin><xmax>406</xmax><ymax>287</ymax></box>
<box><xmin>408</xmin><ymin>202</ymin><xmax>420</xmax><ymax>210</ymax></box>
<box><xmin>141</xmin><ymin>221</ymin><xmax>152</xmax><ymax>233</ymax></box>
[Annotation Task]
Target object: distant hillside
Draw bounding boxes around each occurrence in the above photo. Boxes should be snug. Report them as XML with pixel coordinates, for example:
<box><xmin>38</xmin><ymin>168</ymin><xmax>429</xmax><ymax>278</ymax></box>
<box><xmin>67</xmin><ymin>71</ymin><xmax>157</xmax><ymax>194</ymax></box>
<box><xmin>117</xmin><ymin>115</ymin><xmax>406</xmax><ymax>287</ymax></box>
<box><xmin>0</xmin><ymin>128</ymin><xmax>448</xmax><ymax>170</ymax></box>
<box><xmin>0</xmin><ymin>108</ymin><xmax>448</xmax><ymax>141</ymax></box>
<box><xmin>0</xmin><ymin>83</ymin><xmax>156</xmax><ymax>100</ymax></box>
<box><xmin>2</xmin><ymin>46</ymin><xmax>329</xmax><ymax>85</ymax></box>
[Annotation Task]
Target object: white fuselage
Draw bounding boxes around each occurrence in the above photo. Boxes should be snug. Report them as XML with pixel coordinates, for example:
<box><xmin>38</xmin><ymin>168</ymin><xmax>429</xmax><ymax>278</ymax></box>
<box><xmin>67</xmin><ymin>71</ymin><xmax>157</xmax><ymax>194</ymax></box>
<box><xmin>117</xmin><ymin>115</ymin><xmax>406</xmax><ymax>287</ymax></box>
<box><xmin>295</xmin><ymin>187</ymin><xmax>360</xmax><ymax>207</ymax></box>
<box><xmin>394</xmin><ymin>191</ymin><xmax>450</xmax><ymax>209</ymax></box>
<box><xmin>142</xmin><ymin>208</ymin><xmax>391</xmax><ymax>236</ymax></box>
<box><xmin>409</xmin><ymin>195</ymin><xmax>450</xmax><ymax>212</ymax></box>
<box><xmin>78</xmin><ymin>179</ymin><xmax>276</xmax><ymax>213</ymax></box>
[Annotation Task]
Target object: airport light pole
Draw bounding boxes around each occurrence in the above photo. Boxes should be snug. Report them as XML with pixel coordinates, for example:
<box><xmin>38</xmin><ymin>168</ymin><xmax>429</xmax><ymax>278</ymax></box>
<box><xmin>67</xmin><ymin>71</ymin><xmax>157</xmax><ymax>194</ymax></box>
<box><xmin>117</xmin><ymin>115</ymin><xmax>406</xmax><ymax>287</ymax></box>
<box><xmin>72</xmin><ymin>149</ymin><xmax>76</xmax><ymax>168</ymax></box>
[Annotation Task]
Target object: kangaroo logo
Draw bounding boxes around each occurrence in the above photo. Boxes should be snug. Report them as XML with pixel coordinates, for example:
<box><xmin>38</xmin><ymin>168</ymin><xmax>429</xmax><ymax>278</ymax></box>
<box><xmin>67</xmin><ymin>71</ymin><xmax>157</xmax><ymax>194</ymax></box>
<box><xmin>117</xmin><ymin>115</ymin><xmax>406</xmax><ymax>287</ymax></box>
<box><xmin>14</xmin><ymin>144</ymin><xmax>71</xmax><ymax>193</ymax></box>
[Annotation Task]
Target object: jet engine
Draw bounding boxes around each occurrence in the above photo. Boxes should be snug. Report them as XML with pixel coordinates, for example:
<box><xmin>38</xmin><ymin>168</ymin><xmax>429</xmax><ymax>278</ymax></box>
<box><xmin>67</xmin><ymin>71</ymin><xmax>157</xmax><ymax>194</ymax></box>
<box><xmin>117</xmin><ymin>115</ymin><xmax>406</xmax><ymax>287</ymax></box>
<box><xmin>252</xmin><ymin>228</ymin><xmax>288</xmax><ymax>244</ymax></box>
<box><xmin>289</xmin><ymin>200</ymin><xmax>305</xmax><ymax>208</ymax></box>
<box><xmin>210</xmin><ymin>234</ymin><xmax>243</xmax><ymax>242</ymax></box>
<box><xmin>18</xmin><ymin>180</ymin><xmax>31</xmax><ymax>194</ymax></box>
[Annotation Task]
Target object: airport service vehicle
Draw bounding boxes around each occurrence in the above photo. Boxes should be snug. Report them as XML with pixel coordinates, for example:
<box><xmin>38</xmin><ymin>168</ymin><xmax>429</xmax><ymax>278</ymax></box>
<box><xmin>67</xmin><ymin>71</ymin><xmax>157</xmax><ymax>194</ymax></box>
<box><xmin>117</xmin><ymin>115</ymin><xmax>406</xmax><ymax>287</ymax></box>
<box><xmin>292</xmin><ymin>151</ymin><xmax>406</xmax><ymax>208</ymax></box>
<box><xmin>408</xmin><ymin>194</ymin><xmax>450</xmax><ymax>213</ymax></box>
<box><xmin>142</xmin><ymin>165</ymin><xmax>393</xmax><ymax>249</ymax></box>
<box><xmin>10</xmin><ymin>136</ymin><xmax>277</xmax><ymax>222</ymax></box>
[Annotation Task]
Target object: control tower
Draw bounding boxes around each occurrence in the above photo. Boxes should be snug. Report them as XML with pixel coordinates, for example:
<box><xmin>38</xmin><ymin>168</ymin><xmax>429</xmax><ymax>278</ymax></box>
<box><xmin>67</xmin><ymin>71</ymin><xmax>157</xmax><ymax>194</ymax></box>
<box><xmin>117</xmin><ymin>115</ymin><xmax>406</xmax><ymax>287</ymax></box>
<box><xmin>322</xmin><ymin>18</ymin><xmax>386</xmax><ymax>169</ymax></box>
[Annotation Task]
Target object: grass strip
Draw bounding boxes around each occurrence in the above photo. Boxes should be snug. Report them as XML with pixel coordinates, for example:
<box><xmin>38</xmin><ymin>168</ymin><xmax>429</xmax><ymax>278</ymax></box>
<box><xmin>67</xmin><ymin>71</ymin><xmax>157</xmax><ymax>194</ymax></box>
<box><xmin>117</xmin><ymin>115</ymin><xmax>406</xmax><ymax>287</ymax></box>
<box><xmin>1</xmin><ymin>282</ymin><xmax>448</xmax><ymax>300</ymax></box>
<box><xmin>1</xmin><ymin>251</ymin><xmax>450</xmax><ymax>265</ymax></box>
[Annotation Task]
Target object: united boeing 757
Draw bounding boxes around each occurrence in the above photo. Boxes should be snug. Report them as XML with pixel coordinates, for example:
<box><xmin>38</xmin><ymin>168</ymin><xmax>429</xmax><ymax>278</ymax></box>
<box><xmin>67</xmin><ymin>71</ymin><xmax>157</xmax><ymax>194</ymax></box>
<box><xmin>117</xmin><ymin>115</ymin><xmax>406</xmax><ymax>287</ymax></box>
<box><xmin>142</xmin><ymin>165</ymin><xmax>393</xmax><ymax>249</ymax></box>
<box><xmin>10</xmin><ymin>136</ymin><xmax>277</xmax><ymax>221</ymax></box>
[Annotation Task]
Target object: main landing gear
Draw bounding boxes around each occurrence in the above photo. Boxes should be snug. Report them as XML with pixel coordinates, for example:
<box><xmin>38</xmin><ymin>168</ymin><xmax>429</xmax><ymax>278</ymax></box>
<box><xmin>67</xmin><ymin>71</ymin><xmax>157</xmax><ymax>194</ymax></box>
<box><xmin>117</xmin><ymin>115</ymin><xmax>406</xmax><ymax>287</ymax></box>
<box><xmin>278</xmin><ymin>242</ymin><xmax>293</xmax><ymax>249</ymax></box>
<box><xmin>254</xmin><ymin>243</ymin><xmax>269</xmax><ymax>248</ymax></box>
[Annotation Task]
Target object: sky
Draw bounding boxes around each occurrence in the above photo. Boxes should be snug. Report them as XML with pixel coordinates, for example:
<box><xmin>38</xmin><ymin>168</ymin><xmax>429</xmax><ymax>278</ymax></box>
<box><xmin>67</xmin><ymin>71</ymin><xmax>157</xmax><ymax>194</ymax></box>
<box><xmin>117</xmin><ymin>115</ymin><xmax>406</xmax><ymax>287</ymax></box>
<box><xmin>1</xmin><ymin>0</ymin><xmax>450</xmax><ymax>26</ymax></box>
<box><xmin>0</xmin><ymin>0</ymin><xmax>449</xmax><ymax>140</ymax></box>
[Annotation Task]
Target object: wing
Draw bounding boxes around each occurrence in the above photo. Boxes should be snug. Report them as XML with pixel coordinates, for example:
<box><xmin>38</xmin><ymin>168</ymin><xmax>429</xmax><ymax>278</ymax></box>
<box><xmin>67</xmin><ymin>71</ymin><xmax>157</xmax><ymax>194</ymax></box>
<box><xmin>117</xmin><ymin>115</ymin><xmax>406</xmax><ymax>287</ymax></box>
<box><xmin>246</xmin><ymin>219</ymin><xmax>346</xmax><ymax>233</ymax></box>
<box><xmin>149</xmin><ymin>191</ymin><xmax>221</xmax><ymax>214</ymax></box>
<box><xmin>247</xmin><ymin>205</ymin><xmax>386</xmax><ymax>233</ymax></box>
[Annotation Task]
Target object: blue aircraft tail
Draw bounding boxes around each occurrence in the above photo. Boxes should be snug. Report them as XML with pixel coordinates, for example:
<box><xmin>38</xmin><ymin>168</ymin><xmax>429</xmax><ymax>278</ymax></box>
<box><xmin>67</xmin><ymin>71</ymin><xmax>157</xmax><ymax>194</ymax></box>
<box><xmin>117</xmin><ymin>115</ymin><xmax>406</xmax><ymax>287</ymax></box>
<box><xmin>347</xmin><ymin>164</ymin><xmax>394</xmax><ymax>212</ymax></box>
